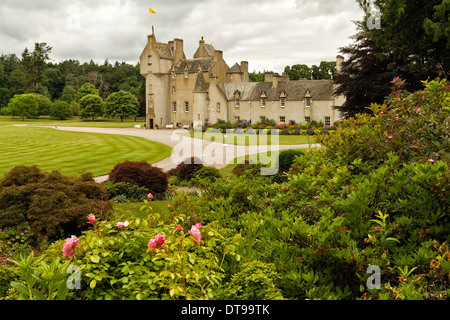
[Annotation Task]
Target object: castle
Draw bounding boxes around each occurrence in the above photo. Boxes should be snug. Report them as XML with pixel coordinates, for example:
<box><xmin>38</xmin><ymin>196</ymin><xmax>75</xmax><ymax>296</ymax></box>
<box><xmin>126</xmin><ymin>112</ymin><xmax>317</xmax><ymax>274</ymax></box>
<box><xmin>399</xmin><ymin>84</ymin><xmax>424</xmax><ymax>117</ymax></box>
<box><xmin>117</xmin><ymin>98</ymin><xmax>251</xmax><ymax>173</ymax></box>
<box><xmin>140</xmin><ymin>28</ymin><xmax>345</xmax><ymax>129</ymax></box>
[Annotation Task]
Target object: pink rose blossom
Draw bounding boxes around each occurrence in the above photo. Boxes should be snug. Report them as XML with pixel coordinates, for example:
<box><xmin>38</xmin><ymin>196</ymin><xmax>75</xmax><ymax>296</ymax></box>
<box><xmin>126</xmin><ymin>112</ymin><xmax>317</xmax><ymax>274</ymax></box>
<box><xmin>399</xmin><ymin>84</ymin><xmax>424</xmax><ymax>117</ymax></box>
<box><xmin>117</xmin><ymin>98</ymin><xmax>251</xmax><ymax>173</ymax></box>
<box><xmin>195</xmin><ymin>223</ymin><xmax>202</xmax><ymax>229</ymax></box>
<box><xmin>117</xmin><ymin>221</ymin><xmax>129</xmax><ymax>228</ymax></box>
<box><xmin>176</xmin><ymin>224</ymin><xmax>182</xmax><ymax>231</ymax></box>
<box><xmin>428</xmin><ymin>158</ymin><xmax>436</xmax><ymax>163</ymax></box>
<box><xmin>395</xmin><ymin>116</ymin><xmax>400</xmax><ymax>120</ymax></box>
<box><xmin>388</xmin><ymin>135</ymin><xmax>393</xmax><ymax>139</ymax></box>
<box><xmin>189</xmin><ymin>225</ymin><xmax>202</xmax><ymax>245</ymax></box>
<box><xmin>88</xmin><ymin>215</ymin><xmax>96</xmax><ymax>224</ymax></box>
<box><xmin>148</xmin><ymin>234</ymin><xmax>166</xmax><ymax>252</ymax></box>
<box><xmin>167</xmin><ymin>204</ymin><xmax>171</xmax><ymax>208</ymax></box>
<box><xmin>416</xmin><ymin>107</ymin><xmax>422</xmax><ymax>113</ymax></box>
<box><xmin>147</xmin><ymin>193</ymin><xmax>153</xmax><ymax>199</ymax></box>
<box><xmin>62</xmin><ymin>236</ymin><xmax>79</xmax><ymax>259</ymax></box>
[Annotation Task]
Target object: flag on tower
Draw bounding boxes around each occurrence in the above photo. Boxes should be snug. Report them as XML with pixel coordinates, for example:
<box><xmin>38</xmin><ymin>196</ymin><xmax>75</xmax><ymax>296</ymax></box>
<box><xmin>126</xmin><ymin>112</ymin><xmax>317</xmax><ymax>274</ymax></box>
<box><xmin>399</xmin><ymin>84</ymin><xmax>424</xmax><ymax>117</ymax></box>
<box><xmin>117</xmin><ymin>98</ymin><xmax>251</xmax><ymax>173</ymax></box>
<box><xmin>149</xmin><ymin>8</ymin><xmax>156</xmax><ymax>14</ymax></box>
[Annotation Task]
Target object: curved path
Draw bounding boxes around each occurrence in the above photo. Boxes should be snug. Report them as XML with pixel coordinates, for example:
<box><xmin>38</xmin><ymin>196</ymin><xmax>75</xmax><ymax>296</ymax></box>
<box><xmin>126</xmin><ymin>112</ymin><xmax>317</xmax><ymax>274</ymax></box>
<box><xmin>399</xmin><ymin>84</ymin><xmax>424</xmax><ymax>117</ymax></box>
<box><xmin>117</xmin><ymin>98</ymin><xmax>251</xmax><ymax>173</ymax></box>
<box><xmin>51</xmin><ymin>127</ymin><xmax>321</xmax><ymax>182</ymax></box>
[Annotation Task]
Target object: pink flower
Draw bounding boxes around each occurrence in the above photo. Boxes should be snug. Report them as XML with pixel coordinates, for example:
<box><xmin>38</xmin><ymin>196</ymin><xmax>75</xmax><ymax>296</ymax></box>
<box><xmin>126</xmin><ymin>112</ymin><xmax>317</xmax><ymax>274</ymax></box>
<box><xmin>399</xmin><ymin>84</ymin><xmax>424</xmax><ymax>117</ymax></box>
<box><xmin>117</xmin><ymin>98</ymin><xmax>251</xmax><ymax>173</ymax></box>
<box><xmin>176</xmin><ymin>224</ymin><xmax>182</xmax><ymax>231</ymax></box>
<box><xmin>117</xmin><ymin>221</ymin><xmax>129</xmax><ymax>228</ymax></box>
<box><xmin>195</xmin><ymin>223</ymin><xmax>202</xmax><ymax>229</ymax></box>
<box><xmin>148</xmin><ymin>233</ymin><xmax>166</xmax><ymax>252</ymax></box>
<box><xmin>395</xmin><ymin>116</ymin><xmax>400</xmax><ymax>120</ymax></box>
<box><xmin>88</xmin><ymin>215</ymin><xmax>96</xmax><ymax>224</ymax></box>
<box><xmin>391</xmin><ymin>77</ymin><xmax>400</xmax><ymax>84</ymax></box>
<box><xmin>189</xmin><ymin>225</ymin><xmax>202</xmax><ymax>245</ymax></box>
<box><xmin>380</xmin><ymin>110</ymin><xmax>385</xmax><ymax>115</ymax></box>
<box><xmin>416</xmin><ymin>107</ymin><xmax>422</xmax><ymax>113</ymax></box>
<box><xmin>314</xmin><ymin>195</ymin><xmax>320</xmax><ymax>200</ymax></box>
<box><xmin>147</xmin><ymin>193</ymin><xmax>153</xmax><ymax>199</ymax></box>
<box><xmin>167</xmin><ymin>204</ymin><xmax>171</xmax><ymax>208</ymax></box>
<box><xmin>62</xmin><ymin>236</ymin><xmax>79</xmax><ymax>259</ymax></box>
<box><xmin>388</xmin><ymin>135</ymin><xmax>393</xmax><ymax>139</ymax></box>
<box><xmin>428</xmin><ymin>158</ymin><xmax>436</xmax><ymax>163</ymax></box>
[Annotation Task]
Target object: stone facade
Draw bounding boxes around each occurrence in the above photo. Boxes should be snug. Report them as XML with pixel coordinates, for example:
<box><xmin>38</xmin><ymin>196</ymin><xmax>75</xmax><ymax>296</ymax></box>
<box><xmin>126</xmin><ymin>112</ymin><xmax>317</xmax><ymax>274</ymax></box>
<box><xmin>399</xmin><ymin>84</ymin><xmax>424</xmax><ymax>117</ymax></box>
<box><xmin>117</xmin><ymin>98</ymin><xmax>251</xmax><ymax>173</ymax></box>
<box><xmin>140</xmin><ymin>29</ymin><xmax>344</xmax><ymax>129</ymax></box>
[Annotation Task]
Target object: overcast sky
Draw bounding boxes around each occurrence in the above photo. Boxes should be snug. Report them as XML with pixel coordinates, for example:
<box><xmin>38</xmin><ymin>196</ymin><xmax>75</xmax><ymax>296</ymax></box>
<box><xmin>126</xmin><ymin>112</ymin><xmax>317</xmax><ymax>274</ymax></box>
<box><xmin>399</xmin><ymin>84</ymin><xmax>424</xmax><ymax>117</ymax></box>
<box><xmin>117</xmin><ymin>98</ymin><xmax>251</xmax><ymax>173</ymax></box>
<box><xmin>0</xmin><ymin>0</ymin><xmax>364</xmax><ymax>73</ymax></box>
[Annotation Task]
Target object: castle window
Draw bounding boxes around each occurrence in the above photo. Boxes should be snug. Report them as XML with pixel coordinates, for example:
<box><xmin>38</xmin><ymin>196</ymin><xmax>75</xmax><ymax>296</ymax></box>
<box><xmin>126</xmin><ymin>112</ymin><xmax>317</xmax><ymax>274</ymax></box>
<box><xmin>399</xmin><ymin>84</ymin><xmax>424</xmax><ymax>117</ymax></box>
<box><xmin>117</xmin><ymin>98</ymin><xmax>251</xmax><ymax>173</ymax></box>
<box><xmin>148</xmin><ymin>56</ymin><xmax>152</xmax><ymax>65</ymax></box>
<box><xmin>306</xmin><ymin>98</ymin><xmax>312</xmax><ymax>108</ymax></box>
<box><xmin>172</xmin><ymin>87</ymin><xmax>175</xmax><ymax>94</ymax></box>
<box><xmin>280</xmin><ymin>116</ymin><xmax>286</xmax><ymax>123</ymax></box>
<box><xmin>235</xmin><ymin>99</ymin><xmax>240</xmax><ymax>108</ymax></box>
<box><xmin>305</xmin><ymin>90</ymin><xmax>312</xmax><ymax>108</ymax></box>
<box><xmin>280</xmin><ymin>98</ymin><xmax>286</xmax><ymax>108</ymax></box>
<box><xmin>185</xmin><ymin>71</ymin><xmax>188</xmax><ymax>79</ymax></box>
<box><xmin>261</xmin><ymin>98</ymin><xmax>266</xmax><ymax>107</ymax></box>
<box><xmin>185</xmin><ymin>102</ymin><xmax>189</xmax><ymax>113</ymax></box>
<box><xmin>217</xmin><ymin>103</ymin><xmax>221</xmax><ymax>112</ymax></box>
<box><xmin>305</xmin><ymin>116</ymin><xmax>311</xmax><ymax>123</ymax></box>
<box><xmin>325</xmin><ymin>116</ymin><xmax>331</xmax><ymax>126</ymax></box>
<box><xmin>173</xmin><ymin>102</ymin><xmax>177</xmax><ymax>113</ymax></box>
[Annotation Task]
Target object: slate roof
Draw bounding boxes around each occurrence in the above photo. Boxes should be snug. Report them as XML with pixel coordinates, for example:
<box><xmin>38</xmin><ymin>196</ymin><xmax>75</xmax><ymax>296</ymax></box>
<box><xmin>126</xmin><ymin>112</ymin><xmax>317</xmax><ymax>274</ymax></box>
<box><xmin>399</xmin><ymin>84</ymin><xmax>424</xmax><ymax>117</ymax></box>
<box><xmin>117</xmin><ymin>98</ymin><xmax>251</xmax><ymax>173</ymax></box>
<box><xmin>175</xmin><ymin>57</ymin><xmax>215</xmax><ymax>74</ymax></box>
<box><xmin>193</xmin><ymin>70</ymin><xmax>209</xmax><ymax>93</ymax></box>
<box><xmin>227</xmin><ymin>63</ymin><xmax>243</xmax><ymax>74</ymax></box>
<box><xmin>155</xmin><ymin>42</ymin><xmax>174</xmax><ymax>60</ymax></box>
<box><xmin>220</xmin><ymin>80</ymin><xmax>334</xmax><ymax>101</ymax></box>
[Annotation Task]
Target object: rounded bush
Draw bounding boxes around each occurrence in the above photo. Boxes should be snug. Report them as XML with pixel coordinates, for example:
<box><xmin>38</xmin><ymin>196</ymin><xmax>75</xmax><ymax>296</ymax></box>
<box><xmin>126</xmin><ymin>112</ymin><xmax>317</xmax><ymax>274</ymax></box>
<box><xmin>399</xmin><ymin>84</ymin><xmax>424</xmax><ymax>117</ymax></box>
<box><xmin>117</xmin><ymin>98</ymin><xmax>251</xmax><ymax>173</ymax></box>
<box><xmin>0</xmin><ymin>167</ymin><xmax>112</xmax><ymax>242</ymax></box>
<box><xmin>168</xmin><ymin>157</ymin><xmax>203</xmax><ymax>182</ymax></box>
<box><xmin>108</xmin><ymin>161</ymin><xmax>168</xmax><ymax>197</ymax></box>
<box><xmin>194</xmin><ymin>166</ymin><xmax>222</xmax><ymax>184</ymax></box>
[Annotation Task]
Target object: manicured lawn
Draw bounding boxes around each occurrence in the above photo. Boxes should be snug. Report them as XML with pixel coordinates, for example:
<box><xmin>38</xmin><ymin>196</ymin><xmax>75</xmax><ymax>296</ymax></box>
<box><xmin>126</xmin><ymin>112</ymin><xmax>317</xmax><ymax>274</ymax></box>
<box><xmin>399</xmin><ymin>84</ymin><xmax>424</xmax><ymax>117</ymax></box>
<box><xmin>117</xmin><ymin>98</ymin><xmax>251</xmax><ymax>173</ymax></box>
<box><xmin>0</xmin><ymin>126</ymin><xmax>172</xmax><ymax>178</ymax></box>
<box><xmin>0</xmin><ymin>116</ymin><xmax>146</xmax><ymax>128</ymax></box>
<box><xmin>180</xmin><ymin>131</ymin><xmax>316</xmax><ymax>146</ymax></box>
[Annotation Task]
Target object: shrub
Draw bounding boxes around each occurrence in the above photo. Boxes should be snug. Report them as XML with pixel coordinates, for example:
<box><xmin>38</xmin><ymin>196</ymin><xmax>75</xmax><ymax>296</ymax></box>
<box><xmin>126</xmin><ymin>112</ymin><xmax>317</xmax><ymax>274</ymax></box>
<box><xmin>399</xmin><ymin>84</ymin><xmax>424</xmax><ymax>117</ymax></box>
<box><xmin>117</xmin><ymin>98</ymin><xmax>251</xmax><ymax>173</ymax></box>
<box><xmin>194</xmin><ymin>166</ymin><xmax>222</xmax><ymax>185</ymax></box>
<box><xmin>0</xmin><ymin>167</ymin><xmax>112</xmax><ymax>243</ymax></box>
<box><xmin>225</xmin><ymin>260</ymin><xmax>284</xmax><ymax>300</ymax></box>
<box><xmin>104</xmin><ymin>181</ymin><xmax>149</xmax><ymax>203</ymax></box>
<box><xmin>108</xmin><ymin>161</ymin><xmax>168</xmax><ymax>198</ymax></box>
<box><xmin>272</xmin><ymin>149</ymin><xmax>304</xmax><ymax>183</ymax></box>
<box><xmin>168</xmin><ymin>157</ymin><xmax>203</xmax><ymax>182</ymax></box>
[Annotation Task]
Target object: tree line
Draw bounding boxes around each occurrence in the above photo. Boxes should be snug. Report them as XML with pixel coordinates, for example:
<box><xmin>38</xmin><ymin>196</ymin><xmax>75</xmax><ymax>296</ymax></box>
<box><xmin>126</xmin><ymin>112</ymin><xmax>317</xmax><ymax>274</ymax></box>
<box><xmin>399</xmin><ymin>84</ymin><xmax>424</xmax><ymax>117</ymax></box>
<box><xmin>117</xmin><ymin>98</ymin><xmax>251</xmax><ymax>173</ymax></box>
<box><xmin>248</xmin><ymin>61</ymin><xmax>337</xmax><ymax>82</ymax></box>
<box><xmin>0</xmin><ymin>43</ymin><xmax>146</xmax><ymax>120</ymax></box>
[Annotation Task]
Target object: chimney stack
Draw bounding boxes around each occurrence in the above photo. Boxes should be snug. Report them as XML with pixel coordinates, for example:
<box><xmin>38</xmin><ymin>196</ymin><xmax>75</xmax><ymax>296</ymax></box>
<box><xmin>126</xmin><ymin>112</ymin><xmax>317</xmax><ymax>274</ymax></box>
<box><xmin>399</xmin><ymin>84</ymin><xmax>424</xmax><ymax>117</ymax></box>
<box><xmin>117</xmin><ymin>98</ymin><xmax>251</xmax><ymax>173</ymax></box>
<box><xmin>241</xmin><ymin>61</ymin><xmax>249</xmax><ymax>82</ymax></box>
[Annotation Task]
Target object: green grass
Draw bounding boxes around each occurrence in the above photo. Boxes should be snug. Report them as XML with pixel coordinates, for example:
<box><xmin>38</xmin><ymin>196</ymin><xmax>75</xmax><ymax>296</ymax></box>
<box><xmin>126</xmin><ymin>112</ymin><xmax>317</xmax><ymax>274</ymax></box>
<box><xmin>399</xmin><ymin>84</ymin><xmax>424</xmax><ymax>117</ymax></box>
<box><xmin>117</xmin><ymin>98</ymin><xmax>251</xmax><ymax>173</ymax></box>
<box><xmin>112</xmin><ymin>201</ymin><xmax>172</xmax><ymax>221</ymax></box>
<box><xmin>0</xmin><ymin>126</ymin><xmax>172</xmax><ymax>178</ymax></box>
<box><xmin>180</xmin><ymin>131</ymin><xmax>316</xmax><ymax>146</ymax></box>
<box><xmin>0</xmin><ymin>116</ymin><xmax>146</xmax><ymax>128</ymax></box>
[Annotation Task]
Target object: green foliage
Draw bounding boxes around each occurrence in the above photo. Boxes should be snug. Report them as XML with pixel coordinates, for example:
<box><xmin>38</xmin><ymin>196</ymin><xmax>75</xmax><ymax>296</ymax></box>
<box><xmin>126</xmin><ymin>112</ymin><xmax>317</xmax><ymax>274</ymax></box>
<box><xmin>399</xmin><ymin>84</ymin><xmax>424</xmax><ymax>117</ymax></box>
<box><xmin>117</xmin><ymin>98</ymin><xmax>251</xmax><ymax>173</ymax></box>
<box><xmin>76</xmin><ymin>83</ymin><xmax>99</xmax><ymax>102</ymax></box>
<box><xmin>79</xmin><ymin>94</ymin><xmax>104</xmax><ymax>120</ymax></box>
<box><xmin>6</xmin><ymin>94</ymin><xmax>38</xmax><ymax>120</ymax></box>
<box><xmin>104</xmin><ymin>181</ymin><xmax>149</xmax><ymax>203</ymax></box>
<box><xmin>30</xmin><ymin>93</ymin><xmax>52</xmax><ymax>116</ymax></box>
<box><xmin>9</xmin><ymin>252</ymin><xmax>70</xmax><ymax>300</ymax></box>
<box><xmin>49</xmin><ymin>100</ymin><xmax>73</xmax><ymax>120</ymax></box>
<box><xmin>104</xmin><ymin>90</ymin><xmax>139</xmax><ymax>122</ymax></box>
<box><xmin>225</xmin><ymin>261</ymin><xmax>284</xmax><ymax>300</ymax></box>
<box><xmin>194</xmin><ymin>166</ymin><xmax>222</xmax><ymax>186</ymax></box>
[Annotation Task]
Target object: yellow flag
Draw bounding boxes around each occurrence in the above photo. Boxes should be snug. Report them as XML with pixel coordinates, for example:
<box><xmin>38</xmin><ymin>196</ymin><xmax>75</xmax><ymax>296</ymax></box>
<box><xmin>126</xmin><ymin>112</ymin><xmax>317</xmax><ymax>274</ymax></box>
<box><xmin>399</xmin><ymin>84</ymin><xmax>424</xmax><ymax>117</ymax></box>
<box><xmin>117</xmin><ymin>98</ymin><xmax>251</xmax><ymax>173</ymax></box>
<box><xmin>149</xmin><ymin>8</ymin><xmax>156</xmax><ymax>14</ymax></box>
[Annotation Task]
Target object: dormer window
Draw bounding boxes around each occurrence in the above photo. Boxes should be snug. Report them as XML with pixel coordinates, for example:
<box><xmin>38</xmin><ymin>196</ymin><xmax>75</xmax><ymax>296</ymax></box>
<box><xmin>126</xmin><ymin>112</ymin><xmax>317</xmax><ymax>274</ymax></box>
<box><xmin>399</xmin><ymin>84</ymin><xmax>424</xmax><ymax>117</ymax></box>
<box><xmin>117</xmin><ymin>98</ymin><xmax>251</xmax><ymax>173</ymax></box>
<box><xmin>280</xmin><ymin>91</ymin><xmax>286</xmax><ymax>108</ymax></box>
<box><xmin>305</xmin><ymin>90</ymin><xmax>312</xmax><ymax>108</ymax></box>
<box><xmin>234</xmin><ymin>90</ymin><xmax>241</xmax><ymax>108</ymax></box>
<box><xmin>261</xmin><ymin>91</ymin><xmax>267</xmax><ymax>108</ymax></box>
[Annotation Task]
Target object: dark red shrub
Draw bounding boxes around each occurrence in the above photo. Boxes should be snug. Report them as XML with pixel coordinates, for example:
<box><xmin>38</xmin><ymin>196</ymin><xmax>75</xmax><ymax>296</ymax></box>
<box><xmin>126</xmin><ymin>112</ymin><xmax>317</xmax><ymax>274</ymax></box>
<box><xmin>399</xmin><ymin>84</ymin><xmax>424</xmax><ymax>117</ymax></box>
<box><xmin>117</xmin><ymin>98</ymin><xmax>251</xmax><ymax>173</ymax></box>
<box><xmin>108</xmin><ymin>161</ymin><xmax>168</xmax><ymax>197</ymax></box>
<box><xmin>168</xmin><ymin>157</ymin><xmax>203</xmax><ymax>181</ymax></box>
